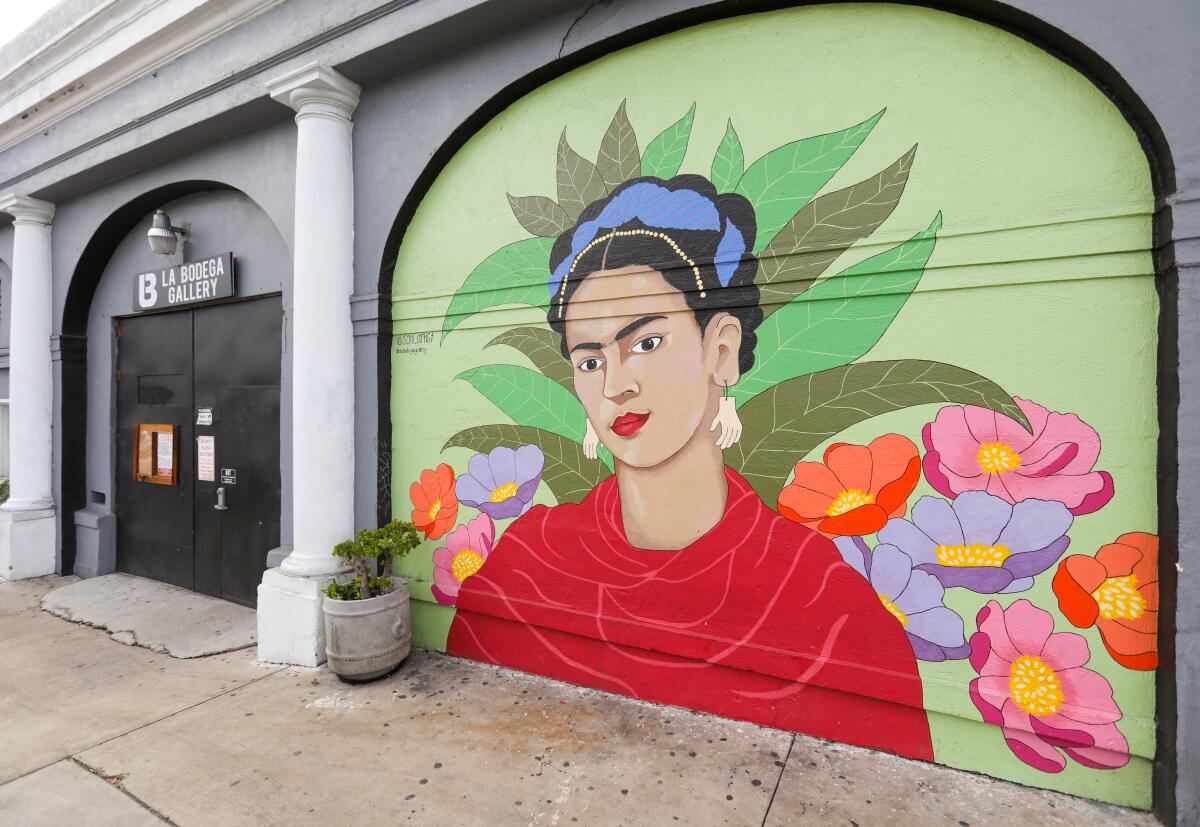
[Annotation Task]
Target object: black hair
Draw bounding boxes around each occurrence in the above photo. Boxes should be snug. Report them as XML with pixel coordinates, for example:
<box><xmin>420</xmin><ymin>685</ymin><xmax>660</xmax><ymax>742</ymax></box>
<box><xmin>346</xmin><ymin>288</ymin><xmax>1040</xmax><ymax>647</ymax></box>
<box><xmin>547</xmin><ymin>174</ymin><xmax>762</xmax><ymax>375</ymax></box>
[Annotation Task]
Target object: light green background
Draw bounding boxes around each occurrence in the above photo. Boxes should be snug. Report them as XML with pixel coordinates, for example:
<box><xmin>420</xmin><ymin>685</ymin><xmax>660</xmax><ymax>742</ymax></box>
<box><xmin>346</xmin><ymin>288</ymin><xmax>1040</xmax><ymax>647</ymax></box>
<box><xmin>391</xmin><ymin>3</ymin><xmax>1157</xmax><ymax>808</ymax></box>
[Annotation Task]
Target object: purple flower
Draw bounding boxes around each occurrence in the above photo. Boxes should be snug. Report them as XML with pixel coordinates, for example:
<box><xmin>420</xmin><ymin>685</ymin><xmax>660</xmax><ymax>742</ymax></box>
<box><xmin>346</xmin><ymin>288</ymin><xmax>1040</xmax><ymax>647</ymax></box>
<box><xmin>834</xmin><ymin>536</ymin><xmax>970</xmax><ymax>662</ymax></box>
<box><xmin>454</xmin><ymin>445</ymin><xmax>544</xmax><ymax>520</ymax></box>
<box><xmin>878</xmin><ymin>491</ymin><xmax>1072</xmax><ymax>594</ymax></box>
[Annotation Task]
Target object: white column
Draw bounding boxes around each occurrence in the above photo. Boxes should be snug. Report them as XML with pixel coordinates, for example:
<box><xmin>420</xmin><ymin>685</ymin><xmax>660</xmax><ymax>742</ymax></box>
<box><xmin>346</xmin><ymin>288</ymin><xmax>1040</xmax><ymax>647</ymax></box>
<box><xmin>257</xmin><ymin>63</ymin><xmax>360</xmax><ymax>665</ymax></box>
<box><xmin>0</xmin><ymin>194</ymin><xmax>57</xmax><ymax>580</ymax></box>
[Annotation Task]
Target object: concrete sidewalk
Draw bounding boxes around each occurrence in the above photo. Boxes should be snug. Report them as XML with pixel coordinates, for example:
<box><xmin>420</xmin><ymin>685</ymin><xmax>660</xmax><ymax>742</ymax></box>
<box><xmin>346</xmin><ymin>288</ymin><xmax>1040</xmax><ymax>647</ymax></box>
<box><xmin>1</xmin><ymin>577</ymin><xmax>1159</xmax><ymax>826</ymax></box>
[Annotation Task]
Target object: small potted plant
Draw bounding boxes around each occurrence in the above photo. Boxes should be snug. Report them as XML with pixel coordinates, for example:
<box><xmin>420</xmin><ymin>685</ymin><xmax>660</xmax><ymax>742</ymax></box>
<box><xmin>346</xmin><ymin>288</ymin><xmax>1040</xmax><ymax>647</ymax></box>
<box><xmin>322</xmin><ymin>520</ymin><xmax>421</xmax><ymax>681</ymax></box>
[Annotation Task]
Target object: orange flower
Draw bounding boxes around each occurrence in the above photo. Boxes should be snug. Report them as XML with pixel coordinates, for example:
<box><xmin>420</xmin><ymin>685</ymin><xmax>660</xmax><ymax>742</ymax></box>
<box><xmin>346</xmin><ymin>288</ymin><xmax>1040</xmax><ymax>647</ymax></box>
<box><xmin>410</xmin><ymin>464</ymin><xmax>458</xmax><ymax>540</ymax></box>
<box><xmin>1052</xmin><ymin>532</ymin><xmax>1158</xmax><ymax>670</ymax></box>
<box><xmin>777</xmin><ymin>434</ymin><xmax>920</xmax><ymax>537</ymax></box>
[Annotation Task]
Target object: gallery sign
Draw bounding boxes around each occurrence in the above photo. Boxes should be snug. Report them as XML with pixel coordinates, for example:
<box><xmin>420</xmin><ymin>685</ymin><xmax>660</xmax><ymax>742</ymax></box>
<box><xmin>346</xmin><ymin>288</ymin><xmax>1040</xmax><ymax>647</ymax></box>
<box><xmin>133</xmin><ymin>253</ymin><xmax>235</xmax><ymax>311</ymax></box>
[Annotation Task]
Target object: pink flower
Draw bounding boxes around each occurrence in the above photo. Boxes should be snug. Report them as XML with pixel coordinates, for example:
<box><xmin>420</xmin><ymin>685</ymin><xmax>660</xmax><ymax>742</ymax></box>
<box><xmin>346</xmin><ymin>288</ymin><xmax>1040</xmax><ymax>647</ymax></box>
<box><xmin>431</xmin><ymin>514</ymin><xmax>495</xmax><ymax>606</ymax></box>
<box><xmin>969</xmin><ymin>599</ymin><xmax>1129</xmax><ymax>773</ymax></box>
<box><xmin>922</xmin><ymin>398</ymin><xmax>1114</xmax><ymax>515</ymax></box>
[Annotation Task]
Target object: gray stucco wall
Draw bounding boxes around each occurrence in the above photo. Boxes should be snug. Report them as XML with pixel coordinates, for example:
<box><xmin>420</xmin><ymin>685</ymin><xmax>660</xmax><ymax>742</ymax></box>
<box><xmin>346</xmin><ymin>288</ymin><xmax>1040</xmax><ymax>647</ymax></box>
<box><xmin>49</xmin><ymin>120</ymin><xmax>297</xmax><ymax>323</ymax></box>
<box><xmin>1</xmin><ymin>239</ymin><xmax>11</xmax><ymax>467</ymax></box>
<box><xmin>0</xmin><ymin>257</ymin><xmax>11</xmax><ymax>350</ymax></box>
<box><xmin>0</xmin><ymin>257</ymin><xmax>10</xmax><ymax>400</ymax></box>
<box><xmin>83</xmin><ymin>190</ymin><xmax>293</xmax><ymax>540</ymax></box>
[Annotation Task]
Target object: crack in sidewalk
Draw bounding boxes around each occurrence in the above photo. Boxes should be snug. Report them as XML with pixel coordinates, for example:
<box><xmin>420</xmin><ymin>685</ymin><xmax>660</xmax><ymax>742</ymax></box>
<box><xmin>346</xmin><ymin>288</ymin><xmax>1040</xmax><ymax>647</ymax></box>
<box><xmin>760</xmin><ymin>734</ymin><xmax>795</xmax><ymax>827</ymax></box>
<box><xmin>0</xmin><ymin>664</ymin><xmax>284</xmax><ymax>795</ymax></box>
<box><xmin>69</xmin><ymin>756</ymin><xmax>179</xmax><ymax>825</ymax></box>
<box><xmin>41</xmin><ymin>599</ymin><xmax>255</xmax><ymax>658</ymax></box>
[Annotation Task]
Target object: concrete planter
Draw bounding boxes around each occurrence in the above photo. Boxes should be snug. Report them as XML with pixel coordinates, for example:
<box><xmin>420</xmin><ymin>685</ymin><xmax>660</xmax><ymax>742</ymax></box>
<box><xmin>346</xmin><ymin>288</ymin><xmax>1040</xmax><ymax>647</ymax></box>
<box><xmin>322</xmin><ymin>580</ymin><xmax>411</xmax><ymax>681</ymax></box>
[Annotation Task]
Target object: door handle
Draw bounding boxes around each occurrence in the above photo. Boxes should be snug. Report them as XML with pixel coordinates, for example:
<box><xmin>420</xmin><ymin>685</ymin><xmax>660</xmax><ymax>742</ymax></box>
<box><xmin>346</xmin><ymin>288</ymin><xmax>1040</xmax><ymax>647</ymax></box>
<box><xmin>214</xmin><ymin>486</ymin><xmax>229</xmax><ymax>511</ymax></box>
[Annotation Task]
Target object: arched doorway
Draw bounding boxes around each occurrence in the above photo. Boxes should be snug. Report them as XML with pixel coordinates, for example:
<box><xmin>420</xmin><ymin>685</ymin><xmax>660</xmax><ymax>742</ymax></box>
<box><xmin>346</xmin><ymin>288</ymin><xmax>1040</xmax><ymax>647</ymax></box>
<box><xmin>64</xmin><ymin>185</ymin><xmax>292</xmax><ymax>606</ymax></box>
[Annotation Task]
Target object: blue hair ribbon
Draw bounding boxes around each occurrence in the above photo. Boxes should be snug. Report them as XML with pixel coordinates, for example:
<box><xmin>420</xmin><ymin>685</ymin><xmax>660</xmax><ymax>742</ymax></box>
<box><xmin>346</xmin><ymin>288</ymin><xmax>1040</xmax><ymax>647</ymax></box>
<box><xmin>548</xmin><ymin>182</ymin><xmax>745</xmax><ymax>297</ymax></box>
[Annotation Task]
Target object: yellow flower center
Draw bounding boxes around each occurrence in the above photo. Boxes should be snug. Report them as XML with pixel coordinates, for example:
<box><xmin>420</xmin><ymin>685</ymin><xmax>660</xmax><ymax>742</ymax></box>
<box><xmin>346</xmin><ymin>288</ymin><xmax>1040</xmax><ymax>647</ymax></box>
<box><xmin>1009</xmin><ymin>655</ymin><xmax>1064</xmax><ymax>717</ymax></box>
<box><xmin>977</xmin><ymin>441</ymin><xmax>1021</xmax><ymax>474</ymax></box>
<box><xmin>427</xmin><ymin>499</ymin><xmax>442</xmax><ymax>521</ymax></box>
<box><xmin>1092</xmin><ymin>574</ymin><xmax>1145</xmax><ymax>619</ymax></box>
<box><xmin>451</xmin><ymin>549</ymin><xmax>484</xmax><ymax>583</ymax></box>
<box><xmin>826</xmin><ymin>488</ymin><xmax>874</xmax><ymax>517</ymax></box>
<box><xmin>491</xmin><ymin>482</ymin><xmax>519</xmax><ymax>503</ymax></box>
<box><xmin>878</xmin><ymin>594</ymin><xmax>908</xmax><ymax>626</ymax></box>
<box><xmin>936</xmin><ymin>544</ymin><xmax>1012</xmax><ymax>568</ymax></box>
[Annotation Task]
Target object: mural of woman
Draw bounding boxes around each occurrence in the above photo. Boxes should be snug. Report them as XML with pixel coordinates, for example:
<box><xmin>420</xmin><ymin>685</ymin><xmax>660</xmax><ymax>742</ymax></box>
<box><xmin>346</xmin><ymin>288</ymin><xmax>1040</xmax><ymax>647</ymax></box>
<box><xmin>445</xmin><ymin>176</ymin><xmax>935</xmax><ymax>761</ymax></box>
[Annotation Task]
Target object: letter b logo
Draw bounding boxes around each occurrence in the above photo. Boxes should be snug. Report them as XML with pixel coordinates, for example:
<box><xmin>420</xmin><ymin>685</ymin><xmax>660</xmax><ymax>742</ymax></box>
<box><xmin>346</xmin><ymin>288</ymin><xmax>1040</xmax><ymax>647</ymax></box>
<box><xmin>138</xmin><ymin>273</ymin><xmax>158</xmax><ymax>308</ymax></box>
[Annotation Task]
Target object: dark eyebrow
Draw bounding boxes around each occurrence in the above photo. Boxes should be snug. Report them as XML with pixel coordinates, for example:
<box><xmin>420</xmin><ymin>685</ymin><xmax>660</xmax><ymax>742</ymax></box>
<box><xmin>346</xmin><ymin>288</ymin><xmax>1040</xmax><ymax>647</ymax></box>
<box><xmin>568</xmin><ymin>315</ymin><xmax>666</xmax><ymax>354</ymax></box>
<box><xmin>613</xmin><ymin>315</ymin><xmax>666</xmax><ymax>343</ymax></box>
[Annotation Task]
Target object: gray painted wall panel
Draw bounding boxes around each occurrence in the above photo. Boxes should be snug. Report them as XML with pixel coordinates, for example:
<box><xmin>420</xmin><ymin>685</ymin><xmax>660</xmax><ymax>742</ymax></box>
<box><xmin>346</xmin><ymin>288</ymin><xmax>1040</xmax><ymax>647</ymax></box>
<box><xmin>84</xmin><ymin>190</ymin><xmax>293</xmax><ymax>544</ymax></box>
<box><xmin>0</xmin><ymin>258</ymin><xmax>10</xmax><ymax>352</ymax></box>
<box><xmin>49</xmin><ymin>117</ymin><xmax>298</xmax><ymax>326</ymax></box>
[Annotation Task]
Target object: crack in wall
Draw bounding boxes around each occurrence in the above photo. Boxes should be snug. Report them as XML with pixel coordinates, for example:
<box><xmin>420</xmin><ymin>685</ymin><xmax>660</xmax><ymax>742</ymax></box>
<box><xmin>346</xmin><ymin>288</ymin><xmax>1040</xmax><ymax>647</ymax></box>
<box><xmin>559</xmin><ymin>0</ymin><xmax>606</xmax><ymax>58</ymax></box>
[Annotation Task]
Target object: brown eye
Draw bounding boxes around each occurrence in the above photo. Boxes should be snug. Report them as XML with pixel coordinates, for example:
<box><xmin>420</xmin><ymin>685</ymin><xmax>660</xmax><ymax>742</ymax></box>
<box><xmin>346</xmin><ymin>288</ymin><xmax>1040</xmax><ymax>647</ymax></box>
<box><xmin>631</xmin><ymin>335</ymin><xmax>662</xmax><ymax>354</ymax></box>
<box><xmin>577</xmin><ymin>357</ymin><xmax>603</xmax><ymax>373</ymax></box>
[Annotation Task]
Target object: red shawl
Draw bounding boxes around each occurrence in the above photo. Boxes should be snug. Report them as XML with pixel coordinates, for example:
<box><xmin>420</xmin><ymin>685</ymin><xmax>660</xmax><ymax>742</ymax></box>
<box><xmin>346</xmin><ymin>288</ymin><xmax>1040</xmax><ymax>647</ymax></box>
<box><xmin>448</xmin><ymin>467</ymin><xmax>933</xmax><ymax>760</ymax></box>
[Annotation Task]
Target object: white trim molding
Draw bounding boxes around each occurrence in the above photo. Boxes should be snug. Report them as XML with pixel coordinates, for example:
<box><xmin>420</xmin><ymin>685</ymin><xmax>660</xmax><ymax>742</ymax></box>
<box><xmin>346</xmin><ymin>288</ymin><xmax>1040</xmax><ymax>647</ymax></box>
<box><xmin>0</xmin><ymin>0</ymin><xmax>285</xmax><ymax>154</ymax></box>
<box><xmin>266</xmin><ymin>62</ymin><xmax>362</xmax><ymax>123</ymax></box>
<box><xmin>0</xmin><ymin>194</ymin><xmax>56</xmax><ymax>225</ymax></box>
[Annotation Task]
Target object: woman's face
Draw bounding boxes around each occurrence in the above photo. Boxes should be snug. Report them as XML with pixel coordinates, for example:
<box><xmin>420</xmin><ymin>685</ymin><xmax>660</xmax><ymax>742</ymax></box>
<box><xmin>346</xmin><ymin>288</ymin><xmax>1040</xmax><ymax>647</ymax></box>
<box><xmin>564</xmin><ymin>266</ymin><xmax>731</xmax><ymax>469</ymax></box>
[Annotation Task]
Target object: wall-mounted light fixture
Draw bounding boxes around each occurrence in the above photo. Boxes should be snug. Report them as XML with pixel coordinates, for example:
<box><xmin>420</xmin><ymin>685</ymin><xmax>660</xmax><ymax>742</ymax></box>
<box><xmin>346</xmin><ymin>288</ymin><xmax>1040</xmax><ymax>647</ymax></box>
<box><xmin>147</xmin><ymin>209</ymin><xmax>187</xmax><ymax>255</ymax></box>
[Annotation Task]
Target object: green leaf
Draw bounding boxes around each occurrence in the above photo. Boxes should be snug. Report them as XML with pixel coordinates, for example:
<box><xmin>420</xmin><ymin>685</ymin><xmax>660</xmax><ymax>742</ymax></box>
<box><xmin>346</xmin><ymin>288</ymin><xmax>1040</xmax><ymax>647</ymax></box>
<box><xmin>596</xmin><ymin>100</ymin><xmax>641</xmax><ymax>192</ymax></box>
<box><xmin>727</xmin><ymin>359</ymin><xmax>1028</xmax><ymax>503</ymax></box>
<box><xmin>441</xmin><ymin>237</ymin><xmax>555</xmax><ymax>341</ymax></box>
<box><xmin>755</xmin><ymin>145</ymin><xmax>916</xmax><ymax>316</ymax></box>
<box><xmin>457</xmin><ymin>364</ymin><xmax>586</xmax><ymax>442</ymax></box>
<box><xmin>486</xmin><ymin>326</ymin><xmax>573</xmax><ymax>389</ymax></box>
<box><xmin>735</xmin><ymin>212</ymin><xmax>942</xmax><ymax>403</ymax></box>
<box><xmin>443</xmin><ymin>425</ymin><xmax>611</xmax><ymax>504</ymax></box>
<box><xmin>507</xmin><ymin>194</ymin><xmax>571</xmax><ymax>237</ymax></box>
<box><xmin>736</xmin><ymin>110</ymin><xmax>884</xmax><ymax>253</ymax></box>
<box><xmin>474</xmin><ymin>332</ymin><xmax>616</xmax><ymax>471</ymax></box>
<box><xmin>640</xmin><ymin>103</ymin><xmax>696</xmax><ymax>179</ymax></box>
<box><xmin>557</xmin><ymin>131</ymin><xmax>608</xmax><ymax>222</ymax></box>
<box><xmin>710</xmin><ymin>120</ymin><xmax>744</xmax><ymax>193</ymax></box>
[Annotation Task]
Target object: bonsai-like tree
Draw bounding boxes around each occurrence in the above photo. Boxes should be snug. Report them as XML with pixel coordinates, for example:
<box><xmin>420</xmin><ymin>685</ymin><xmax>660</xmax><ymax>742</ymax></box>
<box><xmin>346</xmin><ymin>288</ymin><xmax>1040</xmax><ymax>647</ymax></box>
<box><xmin>326</xmin><ymin>520</ymin><xmax>420</xmax><ymax>600</ymax></box>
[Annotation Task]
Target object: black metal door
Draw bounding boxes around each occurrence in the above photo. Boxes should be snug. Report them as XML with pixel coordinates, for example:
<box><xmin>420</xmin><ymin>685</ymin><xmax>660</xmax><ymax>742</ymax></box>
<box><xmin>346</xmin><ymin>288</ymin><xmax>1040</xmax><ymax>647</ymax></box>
<box><xmin>115</xmin><ymin>312</ymin><xmax>195</xmax><ymax>588</ymax></box>
<box><xmin>193</xmin><ymin>298</ymin><xmax>282</xmax><ymax>606</ymax></box>
<box><xmin>116</xmin><ymin>296</ymin><xmax>282</xmax><ymax>606</ymax></box>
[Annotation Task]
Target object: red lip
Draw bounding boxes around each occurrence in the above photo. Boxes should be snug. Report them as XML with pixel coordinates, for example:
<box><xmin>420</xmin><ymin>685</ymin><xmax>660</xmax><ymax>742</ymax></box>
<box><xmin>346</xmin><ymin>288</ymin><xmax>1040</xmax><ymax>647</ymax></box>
<box><xmin>611</xmin><ymin>412</ymin><xmax>650</xmax><ymax>437</ymax></box>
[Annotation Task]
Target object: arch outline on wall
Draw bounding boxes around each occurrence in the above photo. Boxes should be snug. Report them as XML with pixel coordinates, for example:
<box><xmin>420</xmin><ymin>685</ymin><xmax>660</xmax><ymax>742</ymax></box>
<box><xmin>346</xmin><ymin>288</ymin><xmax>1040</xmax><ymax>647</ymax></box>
<box><xmin>57</xmin><ymin>179</ymin><xmax>289</xmax><ymax>582</ymax></box>
<box><xmin>371</xmin><ymin>1</ymin><xmax>1179</xmax><ymax>818</ymax></box>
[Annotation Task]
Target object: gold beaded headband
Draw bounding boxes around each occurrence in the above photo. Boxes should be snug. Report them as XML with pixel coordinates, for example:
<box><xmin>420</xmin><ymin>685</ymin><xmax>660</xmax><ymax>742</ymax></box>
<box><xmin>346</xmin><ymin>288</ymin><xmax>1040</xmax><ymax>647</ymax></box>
<box><xmin>556</xmin><ymin>228</ymin><xmax>704</xmax><ymax>318</ymax></box>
